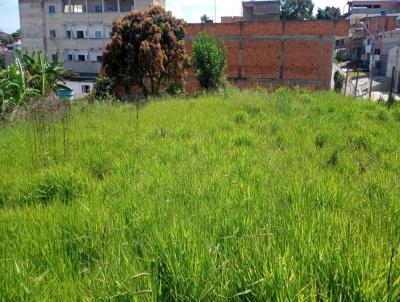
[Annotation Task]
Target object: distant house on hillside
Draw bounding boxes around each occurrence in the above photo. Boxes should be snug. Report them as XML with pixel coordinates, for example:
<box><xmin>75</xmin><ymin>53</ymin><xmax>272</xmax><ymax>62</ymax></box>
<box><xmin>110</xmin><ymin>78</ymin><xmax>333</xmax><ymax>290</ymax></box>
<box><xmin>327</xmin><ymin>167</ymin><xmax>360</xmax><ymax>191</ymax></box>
<box><xmin>6</xmin><ymin>39</ymin><xmax>23</xmax><ymax>51</ymax></box>
<box><xmin>221</xmin><ymin>0</ymin><xmax>281</xmax><ymax>23</ymax></box>
<box><xmin>344</xmin><ymin>1</ymin><xmax>400</xmax><ymax>63</ymax></box>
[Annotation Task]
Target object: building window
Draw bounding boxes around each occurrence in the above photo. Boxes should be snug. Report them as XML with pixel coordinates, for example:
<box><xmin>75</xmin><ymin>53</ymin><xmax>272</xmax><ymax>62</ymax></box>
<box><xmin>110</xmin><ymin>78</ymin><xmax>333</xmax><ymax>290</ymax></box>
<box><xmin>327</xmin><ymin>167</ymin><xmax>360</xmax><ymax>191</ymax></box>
<box><xmin>95</xmin><ymin>4</ymin><xmax>103</xmax><ymax>12</ymax></box>
<box><xmin>95</xmin><ymin>31</ymin><xmax>102</xmax><ymax>39</ymax></box>
<box><xmin>48</xmin><ymin>5</ymin><xmax>56</xmax><ymax>14</ymax></box>
<box><xmin>51</xmin><ymin>54</ymin><xmax>58</xmax><ymax>62</ymax></box>
<box><xmin>97</xmin><ymin>55</ymin><xmax>102</xmax><ymax>62</ymax></box>
<box><xmin>82</xmin><ymin>85</ymin><xmax>91</xmax><ymax>93</ymax></box>
<box><xmin>78</xmin><ymin>54</ymin><xmax>86</xmax><ymax>61</ymax></box>
<box><xmin>67</xmin><ymin>54</ymin><xmax>73</xmax><ymax>61</ymax></box>
<box><xmin>396</xmin><ymin>18</ymin><xmax>400</xmax><ymax>26</ymax></box>
<box><xmin>64</xmin><ymin>4</ymin><xmax>86</xmax><ymax>12</ymax></box>
<box><xmin>76</xmin><ymin>31</ymin><xmax>84</xmax><ymax>39</ymax></box>
<box><xmin>107</xmin><ymin>4</ymin><xmax>117</xmax><ymax>12</ymax></box>
<box><xmin>49</xmin><ymin>30</ymin><xmax>56</xmax><ymax>39</ymax></box>
<box><xmin>73</xmin><ymin>5</ymin><xmax>86</xmax><ymax>13</ymax></box>
<box><xmin>65</xmin><ymin>30</ymin><xmax>72</xmax><ymax>38</ymax></box>
<box><xmin>64</xmin><ymin>5</ymin><xmax>72</xmax><ymax>12</ymax></box>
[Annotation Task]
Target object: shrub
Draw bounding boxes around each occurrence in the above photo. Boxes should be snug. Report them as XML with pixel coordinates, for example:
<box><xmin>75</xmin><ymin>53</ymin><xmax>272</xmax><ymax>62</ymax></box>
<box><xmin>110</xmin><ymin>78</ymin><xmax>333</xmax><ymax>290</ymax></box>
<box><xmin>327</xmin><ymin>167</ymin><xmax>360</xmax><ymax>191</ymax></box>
<box><xmin>244</xmin><ymin>105</ymin><xmax>261</xmax><ymax>117</ymax></box>
<box><xmin>327</xmin><ymin>150</ymin><xmax>339</xmax><ymax>166</ymax></box>
<box><xmin>377</xmin><ymin>110</ymin><xmax>388</xmax><ymax>122</ymax></box>
<box><xmin>233</xmin><ymin>111</ymin><xmax>247</xmax><ymax>124</ymax></box>
<box><xmin>87</xmin><ymin>155</ymin><xmax>113</xmax><ymax>181</ymax></box>
<box><xmin>191</xmin><ymin>32</ymin><xmax>227</xmax><ymax>91</ymax></box>
<box><xmin>14</xmin><ymin>94</ymin><xmax>70</xmax><ymax>122</ymax></box>
<box><xmin>0</xmin><ymin>53</ymin><xmax>5</xmax><ymax>69</ymax></box>
<box><xmin>92</xmin><ymin>75</ymin><xmax>114</xmax><ymax>98</ymax></box>
<box><xmin>348</xmin><ymin>134</ymin><xmax>372</xmax><ymax>151</ymax></box>
<box><xmin>334</xmin><ymin>71</ymin><xmax>344</xmax><ymax>93</ymax></box>
<box><xmin>392</xmin><ymin>109</ymin><xmax>400</xmax><ymax>122</ymax></box>
<box><xmin>19</xmin><ymin>170</ymin><xmax>82</xmax><ymax>206</ymax></box>
<box><xmin>387</xmin><ymin>96</ymin><xmax>396</xmax><ymax>108</ymax></box>
<box><xmin>234</xmin><ymin>136</ymin><xmax>251</xmax><ymax>147</ymax></box>
<box><xmin>103</xmin><ymin>6</ymin><xmax>189</xmax><ymax>97</ymax></box>
<box><xmin>315</xmin><ymin>134</ymin><xmax>328</xmax><ymax>149</ymax></box>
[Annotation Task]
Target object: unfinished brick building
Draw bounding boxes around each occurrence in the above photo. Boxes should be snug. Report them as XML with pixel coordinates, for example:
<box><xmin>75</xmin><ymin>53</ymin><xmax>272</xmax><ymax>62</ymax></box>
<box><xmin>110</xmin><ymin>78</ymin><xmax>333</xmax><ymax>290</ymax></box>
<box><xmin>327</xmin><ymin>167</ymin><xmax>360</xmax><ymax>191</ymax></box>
<box><xmin>184</xmin><ymin>20</ymin><xmax>349</xmax><ymax>92</ymax></box>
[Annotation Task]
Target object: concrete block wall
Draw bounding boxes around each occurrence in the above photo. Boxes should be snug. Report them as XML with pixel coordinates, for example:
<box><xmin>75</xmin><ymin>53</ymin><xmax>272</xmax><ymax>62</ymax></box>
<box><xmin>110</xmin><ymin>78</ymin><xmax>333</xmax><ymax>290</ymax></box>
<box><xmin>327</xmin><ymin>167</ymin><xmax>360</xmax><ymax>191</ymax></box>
<box><xmin>185</xmin><ymin>20</ymin><xmax>349</xmax><ymax>93</ymax></box>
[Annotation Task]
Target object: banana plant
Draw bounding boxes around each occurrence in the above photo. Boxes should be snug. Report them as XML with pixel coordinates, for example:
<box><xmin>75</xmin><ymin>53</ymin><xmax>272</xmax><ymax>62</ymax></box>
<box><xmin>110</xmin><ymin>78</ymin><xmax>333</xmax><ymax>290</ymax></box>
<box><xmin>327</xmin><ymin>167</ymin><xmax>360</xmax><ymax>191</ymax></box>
<box><xmin>17</xmin><ymin>50</ymin><xmax>70</xmax><ymax>96</ymax></box>
<box><xmin>0</xmin><ymin>50</ymin><xmax>71</xmax><ymax>107</ymax></box>
<box><xmin>0</xmin><ymin>56</ymin><xmax>40</xmax><ymax>105</ymax></box>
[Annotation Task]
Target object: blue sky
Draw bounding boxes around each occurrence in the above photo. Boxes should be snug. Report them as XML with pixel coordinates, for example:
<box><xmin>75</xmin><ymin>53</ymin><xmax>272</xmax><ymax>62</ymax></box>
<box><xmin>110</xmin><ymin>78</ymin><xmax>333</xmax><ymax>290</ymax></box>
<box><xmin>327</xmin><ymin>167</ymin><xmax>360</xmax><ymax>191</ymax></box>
<box><xmin>0</xmin><ymin>0</ymin><xmax>348</xmax><ymax>34</ymax></box>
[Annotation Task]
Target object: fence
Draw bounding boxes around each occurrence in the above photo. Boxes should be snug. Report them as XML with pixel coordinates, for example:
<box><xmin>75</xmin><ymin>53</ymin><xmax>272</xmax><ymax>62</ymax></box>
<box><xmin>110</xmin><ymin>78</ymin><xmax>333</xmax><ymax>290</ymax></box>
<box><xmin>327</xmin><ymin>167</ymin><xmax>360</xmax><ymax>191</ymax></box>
<box><xmin>185</xmin><ymin>20</ymin><xmax>349</xmax><ymax>93</ymax></box>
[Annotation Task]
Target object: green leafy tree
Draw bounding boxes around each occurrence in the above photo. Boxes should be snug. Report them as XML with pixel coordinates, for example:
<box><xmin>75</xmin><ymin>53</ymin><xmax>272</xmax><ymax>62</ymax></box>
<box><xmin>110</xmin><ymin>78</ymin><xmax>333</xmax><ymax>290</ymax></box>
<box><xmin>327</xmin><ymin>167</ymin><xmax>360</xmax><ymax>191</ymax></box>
<box><xmin>11</xmin><ymin>29</ymin><xmax>21</xmax><ymax>40</ymax></box>
<box><xmin>103</xmin><ymin>6</ymin><xmax>189</xmax><ymax>97</ymax></box>
<box><xmin>0</xmin><ymin>34</ymin><xmax>13</xmax><ymax>47</ymax></box>
<box><xmin>200</xmin><ymin>14</ymin><xmax>212</xmax><ymax>23</ymax></box>
<box><xmin>191</xmin><ymin>32</ymin><xmax>227</xmax><ymax>91</ymax></box>
<box><xmin>317</xmin><ymin>7</ymin><xmax>340</xmax><ymax>20</ymax></box>
<box><xmin>281</xmin><ymin>0</ymin><xmax>314</xmax><ymax>21</ymax></box>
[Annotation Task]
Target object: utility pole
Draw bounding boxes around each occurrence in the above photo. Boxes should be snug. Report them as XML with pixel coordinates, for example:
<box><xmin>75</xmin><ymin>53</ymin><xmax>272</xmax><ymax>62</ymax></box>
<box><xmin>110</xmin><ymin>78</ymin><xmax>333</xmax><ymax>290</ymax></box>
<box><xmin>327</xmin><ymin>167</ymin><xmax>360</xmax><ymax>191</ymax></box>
<box><xmin>214</xmin><ymin>0</ymin><xmax>217</xmax><ymax>23</ymax></box>
<box><xmin>344</xmin><ymin>63</ymin><xmax>349</xmax><ymax>96</ymax></box>
<box><xmin>389</xmin><ymin>43</ymin><xmax>400</xmax><ymax>106</ymax></box>
<box><xmin>368</xmin><ymin>38</ymin><xmax>375</xmax><ymax>100</ymax></box>
<box><xmin>389</xmin><ymin>66</ymin><xmax>395</xmax><ymax>103</ymax></box>
<box><xmin>358</xmin><ymin>21</ymin><xmax>376</xmax><ymax>100</ymax></box>
<box><xmin>354</xmin><ymin>69</ymin><xmax>360</xmax><ymax>98</ymax></box>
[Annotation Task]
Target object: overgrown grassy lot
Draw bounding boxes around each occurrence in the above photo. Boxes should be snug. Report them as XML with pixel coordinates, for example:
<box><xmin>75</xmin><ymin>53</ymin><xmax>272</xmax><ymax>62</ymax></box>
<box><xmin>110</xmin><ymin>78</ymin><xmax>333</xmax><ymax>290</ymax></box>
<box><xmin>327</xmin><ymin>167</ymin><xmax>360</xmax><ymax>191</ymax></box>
<box><xmin>0</xmin><ymin>89</ymin><xmax>399</xmax><ymax>301</ymax></box>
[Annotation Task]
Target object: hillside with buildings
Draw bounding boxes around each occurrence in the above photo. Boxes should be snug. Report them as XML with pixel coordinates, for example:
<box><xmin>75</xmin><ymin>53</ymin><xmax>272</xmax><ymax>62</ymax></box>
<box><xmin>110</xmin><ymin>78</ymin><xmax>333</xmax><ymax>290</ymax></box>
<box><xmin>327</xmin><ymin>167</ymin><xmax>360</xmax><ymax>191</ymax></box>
<box><xmin>13</xmin><ymin>0</ymin><xmax>400</xmax><ymax>100</ymax></box>
<box><xmin>338</xmin><ymin>0</ymin><xmax>400</xmax><ymax>99</ymax></box>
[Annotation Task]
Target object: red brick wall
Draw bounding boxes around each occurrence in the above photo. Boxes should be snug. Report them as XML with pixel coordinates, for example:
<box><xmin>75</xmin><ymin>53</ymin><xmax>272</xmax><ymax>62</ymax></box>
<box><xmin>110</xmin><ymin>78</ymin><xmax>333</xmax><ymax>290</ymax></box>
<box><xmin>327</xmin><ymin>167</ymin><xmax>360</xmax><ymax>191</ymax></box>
<box><xmin>186</xmin><ymin>20</ymin><xmax>349</xmax><ymax>93</ymax></box>
<box><xmin>362</xmin><ymin>16</ymin><xmax>398</xmax><ymax>35</ymax></box>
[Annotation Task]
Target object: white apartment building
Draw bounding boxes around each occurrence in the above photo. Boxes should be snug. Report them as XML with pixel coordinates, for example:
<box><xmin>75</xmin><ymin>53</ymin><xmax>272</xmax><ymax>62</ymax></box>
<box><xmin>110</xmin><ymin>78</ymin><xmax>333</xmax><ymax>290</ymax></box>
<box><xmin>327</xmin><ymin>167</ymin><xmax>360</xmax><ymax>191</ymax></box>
<box><xmin>18</xmin><ymin>0</ymin><xmax>165</xmax><ymax>76</ymax></box>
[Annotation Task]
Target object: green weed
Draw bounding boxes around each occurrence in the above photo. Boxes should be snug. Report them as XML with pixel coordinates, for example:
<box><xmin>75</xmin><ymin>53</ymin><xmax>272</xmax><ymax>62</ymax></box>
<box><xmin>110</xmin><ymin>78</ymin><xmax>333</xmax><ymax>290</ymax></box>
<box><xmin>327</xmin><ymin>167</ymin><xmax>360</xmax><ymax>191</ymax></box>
<box><xmin>0</xmin><ymin>89</ymin><xmax>399</xmax><ymax>300</ymax></box>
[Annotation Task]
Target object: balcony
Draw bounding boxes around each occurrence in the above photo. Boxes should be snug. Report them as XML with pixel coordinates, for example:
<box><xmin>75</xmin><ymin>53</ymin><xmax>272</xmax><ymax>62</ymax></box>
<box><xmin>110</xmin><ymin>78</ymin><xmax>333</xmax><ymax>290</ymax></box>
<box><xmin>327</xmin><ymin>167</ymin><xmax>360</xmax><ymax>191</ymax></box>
<box><xmin>350</xmin><ymin>21</ymin><xmax>364</xmax><ymax>30</ymax></box>
<box><xmin>64</xmin><ymin>60</ymin><xmax>101</xmax><ymax>74</ymax></box>
<box><xmin>62</xmin><ymin>0</ymin><xmax>135</xmax><ymax>14</ymax></box>
<box><xmin>348</xmin><ymin>8</ymin><xmax>400</xmax><ymax>16</ymax></box>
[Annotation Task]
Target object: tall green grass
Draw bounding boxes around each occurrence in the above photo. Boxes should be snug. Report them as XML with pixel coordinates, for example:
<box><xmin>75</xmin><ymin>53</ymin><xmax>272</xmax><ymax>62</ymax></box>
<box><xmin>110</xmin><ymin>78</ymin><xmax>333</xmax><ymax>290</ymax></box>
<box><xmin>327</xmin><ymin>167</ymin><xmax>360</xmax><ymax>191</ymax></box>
<box><xmin>0</xmin><ymin>89</ymin><xmax>399</xmax><ymax>301</ymax></box>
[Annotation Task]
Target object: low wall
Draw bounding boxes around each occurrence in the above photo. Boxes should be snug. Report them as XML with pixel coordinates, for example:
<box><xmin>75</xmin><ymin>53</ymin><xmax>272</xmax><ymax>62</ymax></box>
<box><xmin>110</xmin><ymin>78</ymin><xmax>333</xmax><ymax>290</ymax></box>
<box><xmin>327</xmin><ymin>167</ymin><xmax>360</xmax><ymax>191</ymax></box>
<box><xmin>185</xmin><ymin>20</ymin><xmax>349</xmax><ymax>92</ymax></box>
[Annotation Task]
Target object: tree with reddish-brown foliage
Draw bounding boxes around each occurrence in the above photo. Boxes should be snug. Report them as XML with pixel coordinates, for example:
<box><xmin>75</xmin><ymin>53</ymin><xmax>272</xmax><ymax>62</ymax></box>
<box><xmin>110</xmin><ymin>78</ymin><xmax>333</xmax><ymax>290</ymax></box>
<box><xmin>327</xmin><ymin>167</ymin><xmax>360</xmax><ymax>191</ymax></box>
<box><xmin>102</xmin><ymin>6</ymin><xmax>189</xmax><ymax>97</ymax></box>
